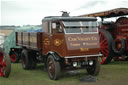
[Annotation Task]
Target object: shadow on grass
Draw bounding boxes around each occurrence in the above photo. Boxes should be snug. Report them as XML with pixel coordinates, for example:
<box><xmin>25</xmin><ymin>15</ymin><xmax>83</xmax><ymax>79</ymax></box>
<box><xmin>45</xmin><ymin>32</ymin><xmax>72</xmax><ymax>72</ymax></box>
<box><xmin>35</xmin><ymin>64</ymin><xmax>44</xmax><ymax>70</ymax></box>
<box><xmin>59</xmin><ymin>70</ymin><xmax>89</xmax><ymax>81</ymax></box>
<box><xmin>30</xmin><ymin>64</ymin><xmax>89</xmax><ymax>80</ymax></box>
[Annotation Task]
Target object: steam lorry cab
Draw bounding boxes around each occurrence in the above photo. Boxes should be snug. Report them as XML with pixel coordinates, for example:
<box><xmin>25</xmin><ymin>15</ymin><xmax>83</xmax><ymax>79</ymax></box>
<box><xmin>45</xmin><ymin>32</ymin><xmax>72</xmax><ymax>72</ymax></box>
<box><xmin>15</xmin><ymin>16</ymin><xmax>102</xmax><ymax>80</ymax></box>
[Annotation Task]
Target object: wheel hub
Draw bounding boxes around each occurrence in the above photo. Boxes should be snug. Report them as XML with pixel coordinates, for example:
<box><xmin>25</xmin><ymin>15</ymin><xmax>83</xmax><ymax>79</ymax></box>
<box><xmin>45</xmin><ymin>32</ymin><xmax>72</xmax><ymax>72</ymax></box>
<box><xmin>10</xmin><ymin>54</ymin><xmax>16</xmax><ymax>62</ymax></box>
<box><xmin>48</xmin><ymin>60</ymin><xmax>54</xmax><ymax>76</ymax></box>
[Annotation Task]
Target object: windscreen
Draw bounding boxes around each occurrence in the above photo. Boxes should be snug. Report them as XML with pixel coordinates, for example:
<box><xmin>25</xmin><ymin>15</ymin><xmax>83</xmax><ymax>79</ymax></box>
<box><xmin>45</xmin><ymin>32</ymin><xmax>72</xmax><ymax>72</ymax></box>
<box><xmin>63</xmin><ymin>21</ymin><xmax>98</xmax><ymax>33</ymax></box>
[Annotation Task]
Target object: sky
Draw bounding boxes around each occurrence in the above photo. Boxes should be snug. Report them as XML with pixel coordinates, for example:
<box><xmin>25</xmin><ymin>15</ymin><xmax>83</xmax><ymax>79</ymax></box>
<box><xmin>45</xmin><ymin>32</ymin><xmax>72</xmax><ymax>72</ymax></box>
<box><xmin>1</xmin><ymin>0</ymin><xmax>128</xmax><ymax>26</ymax></box>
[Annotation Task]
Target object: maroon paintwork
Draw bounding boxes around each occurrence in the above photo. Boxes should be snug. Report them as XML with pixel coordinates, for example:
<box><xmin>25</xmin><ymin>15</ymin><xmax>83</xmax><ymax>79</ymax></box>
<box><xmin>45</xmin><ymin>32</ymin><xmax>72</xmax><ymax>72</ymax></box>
<box><xmin>14</xmin><ymin>16</ymin><xmax>102</xmax><ymax>79</ymax></box>
<box><xmin>16</xmin><ymin>31</ymin><xmax>100</xmax><ymax>59</ymax></box>
<box><xmin>16</xmin><ymin>17</ymin><xmax>101</xmax><ymax>63</ymax></box>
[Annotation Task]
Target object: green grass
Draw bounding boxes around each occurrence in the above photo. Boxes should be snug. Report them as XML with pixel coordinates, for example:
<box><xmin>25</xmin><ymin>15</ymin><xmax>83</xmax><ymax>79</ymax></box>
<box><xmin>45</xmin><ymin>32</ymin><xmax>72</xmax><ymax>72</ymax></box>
<box><xmin>0</xmin><ymin>61</ymin><xmax>128</xmax><ymax>85</ymax></box>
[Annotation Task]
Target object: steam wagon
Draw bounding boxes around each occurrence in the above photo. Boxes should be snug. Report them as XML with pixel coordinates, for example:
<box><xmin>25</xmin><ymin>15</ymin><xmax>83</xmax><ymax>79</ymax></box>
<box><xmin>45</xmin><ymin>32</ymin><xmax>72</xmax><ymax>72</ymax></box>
<box><xmin>12</xmin><ymin>15</ymin><xmax>102</xmax><ymax>80</ymax></box>
<box><xmin>80</xmin><ymin>8</ymin><xmax>128</xmax><ymax>64</ymax></box>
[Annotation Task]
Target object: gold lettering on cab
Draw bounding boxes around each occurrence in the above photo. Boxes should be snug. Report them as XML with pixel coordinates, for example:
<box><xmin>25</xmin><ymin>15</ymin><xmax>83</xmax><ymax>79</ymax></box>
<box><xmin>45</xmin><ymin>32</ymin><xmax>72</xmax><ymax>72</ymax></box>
<box><xmin>70</xmin><ymin>43</ymin><xmax>80</xmax><ymax>46</ymax></box>
<box><xmin>68</xmin><ymin>36</ymin><xmax>97</xmax><ymax>41</ymax></box>
<box><xmin>54</xmin><ymin>39</ymin><xmax>64</xmax><ymax>46</ymax></box>
<box><xmin>80</xmin><ymin>48</ymin><xmax>89</xmax><ymax>51</ymax></box>
<box><xmin>43</xmin><ymin>38</ymin><xmax>50</xmax><ymax>45</ymax></box>
<box><xmin>91</xmin><ymin>36</ymin><xmax>97</xmax><ymax>41</ymax></box>
<box><xmin>86</xmin><ymin>42</ymin><xmax>97</xmax><ymax>46</ymax></box>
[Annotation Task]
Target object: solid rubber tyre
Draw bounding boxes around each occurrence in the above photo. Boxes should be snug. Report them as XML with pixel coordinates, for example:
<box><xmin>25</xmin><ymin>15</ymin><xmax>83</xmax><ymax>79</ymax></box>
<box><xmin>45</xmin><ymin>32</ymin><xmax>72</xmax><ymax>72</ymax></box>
<box><xmin>86</xmin><ymin>59</ymin><xmax>100</xmax><ymax>76</ymax></box>
<box><xmin>29</xmin><ymin>51</ymin><xmax>37</xmax><ymax>69</ymax></box>
<box><xmin>47</xmin><ymin>55</ymin><xmax>61</xmax><ymax>80</ymax></box>
<box><xmin>21</xmin><ymin>49</ymin><xmax>37</xmax><ymax>70</ymax></box>
<box><xmin>21</xmin><ymin>50</ymin><xmax>31</xmax><ymax>70</ymax></box>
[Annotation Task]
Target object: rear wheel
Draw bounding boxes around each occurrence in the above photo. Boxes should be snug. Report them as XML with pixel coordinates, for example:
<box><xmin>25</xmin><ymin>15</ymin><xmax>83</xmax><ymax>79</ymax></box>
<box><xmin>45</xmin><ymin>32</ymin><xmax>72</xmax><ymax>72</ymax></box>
<box><xmin>21</xmin><ymin>49</ymin><xmax>36</xmax><ymax>70</ymax></box>
<box><xmin>86</xmin><ymin>59</ymin><xmax>100</xmax><ymax>76</ymax></box>
<box><xmin>99</xmin><ymin>29</ymin><xmax>114</xmax><ymax>64</ymax></box>
<box><xmin>47</xmin><ymin>55</ymin><xmax>61</xmax><ymax>80</ymax></box>
<box><xmin>0</xmin><ymin>48</ymin><xmax>11</xmax><ymax>78</ymax></box>
<box><xmin>10</xmin><ymin>52</ymin><xmax>20</xmax><ymax>63</ymax></box>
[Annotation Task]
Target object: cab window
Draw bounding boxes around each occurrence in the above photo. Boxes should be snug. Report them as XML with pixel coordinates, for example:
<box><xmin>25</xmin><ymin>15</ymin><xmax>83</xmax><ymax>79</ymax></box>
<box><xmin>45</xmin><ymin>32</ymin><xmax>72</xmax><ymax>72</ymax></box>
<box><xmin>52</xmin><ymin>22</ymin><xmax>62</xmax><ymax>33</ymax></box>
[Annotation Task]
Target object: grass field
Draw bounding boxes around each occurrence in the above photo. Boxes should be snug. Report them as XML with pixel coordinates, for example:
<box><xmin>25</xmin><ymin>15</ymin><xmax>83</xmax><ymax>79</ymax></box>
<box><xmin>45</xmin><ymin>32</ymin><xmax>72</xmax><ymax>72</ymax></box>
<box><xmin>0</xmin><ymin>29</ymin><xmax>13</xmax><ymax>36</ymax></box>
<box><xmin>0</xmin><ymin>61</ymin><xmax>128</xmax><ymax>85</ymax></box>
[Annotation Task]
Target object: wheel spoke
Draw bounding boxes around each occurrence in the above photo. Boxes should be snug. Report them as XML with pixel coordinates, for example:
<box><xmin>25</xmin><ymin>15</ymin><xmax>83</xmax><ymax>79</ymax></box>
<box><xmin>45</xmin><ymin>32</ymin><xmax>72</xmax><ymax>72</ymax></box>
<box><xmin>0</xmin><ymin>60</ymin><xmax>6</xmax><ymax>77</ymax></box>
<box><xmin>101</xmin><ymin>50</ymin><xmax>106</xmax><ymax>56</ymax></box>
<box><xmin>0</xmin><ymin>52</ymin><xmax>5</xmax><ymax>77</ymax></box>
<box><xmin>99</xmin><ymin>30</ymin><xmax>110</xmax><ymax>64</ymax></box>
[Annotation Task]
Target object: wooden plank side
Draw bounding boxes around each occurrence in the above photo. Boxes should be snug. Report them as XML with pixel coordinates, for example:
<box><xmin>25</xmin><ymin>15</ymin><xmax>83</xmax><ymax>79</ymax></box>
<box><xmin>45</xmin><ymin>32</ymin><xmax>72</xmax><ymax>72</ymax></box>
<box><xmin>16</xmin><ymin>32</ymin><xmax>22</xmax><ymax>46</ymax></box>
<box><xmin>29</xmin><ymin>32</ymin><xmax>38</xmax><ymax>49</ymax></box>
<box><xmin>29</xmin><ymin>32</ymin><xmax>43</xmax><ymax>50</ymax></box>
<box><xmin>16</xmin><ymin>32</ymin><xmax>43</xmax><ymax>50</ymax></box>
<box><xmin>23</xmin><ymin>32</ymin><xmax>29</xmax><ymax>46</ymax></box>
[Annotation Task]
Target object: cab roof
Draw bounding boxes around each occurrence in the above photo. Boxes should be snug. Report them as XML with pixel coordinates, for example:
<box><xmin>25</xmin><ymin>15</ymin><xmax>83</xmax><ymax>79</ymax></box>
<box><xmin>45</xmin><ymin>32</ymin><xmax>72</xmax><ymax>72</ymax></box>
<box><xmin>42</xmin><ymin>16</ymin><xmax>97</xmax><ymax>22</ymax></box>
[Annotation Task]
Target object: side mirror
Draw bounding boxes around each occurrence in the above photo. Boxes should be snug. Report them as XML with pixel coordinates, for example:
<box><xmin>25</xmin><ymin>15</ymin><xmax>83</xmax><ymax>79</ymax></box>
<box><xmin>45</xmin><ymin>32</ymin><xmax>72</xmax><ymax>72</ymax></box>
<box><xmin>52</xmin><ymin>23</ymin><xmax>56</xmax><ymax>29</ymax></box>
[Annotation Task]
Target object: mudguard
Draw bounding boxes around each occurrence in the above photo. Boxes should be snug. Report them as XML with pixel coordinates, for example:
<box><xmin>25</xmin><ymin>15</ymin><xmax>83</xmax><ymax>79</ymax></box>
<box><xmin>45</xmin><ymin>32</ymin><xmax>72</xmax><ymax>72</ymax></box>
<box><xmin>47</xmin><ymin>51</ymin><xmax>61</xmax><ymax>61</ymax></box>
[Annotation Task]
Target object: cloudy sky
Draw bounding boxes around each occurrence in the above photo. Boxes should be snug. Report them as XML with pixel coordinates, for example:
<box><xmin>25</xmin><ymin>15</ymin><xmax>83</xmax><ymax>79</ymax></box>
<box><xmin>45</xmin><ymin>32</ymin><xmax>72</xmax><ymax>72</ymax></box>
<box><xmin>1</xmin><ymin>0</ymin><xmax>128</xmax><ymax>26</ymax></box>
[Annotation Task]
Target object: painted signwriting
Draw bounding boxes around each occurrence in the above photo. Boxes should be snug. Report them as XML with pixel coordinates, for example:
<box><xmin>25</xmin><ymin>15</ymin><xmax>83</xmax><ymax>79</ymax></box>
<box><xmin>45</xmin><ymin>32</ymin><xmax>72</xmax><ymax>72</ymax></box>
<box><xmin>67</xmin><ymin>36</ymin><xmax>98</xmax><ymax>52</ymax></box>
<box><xmin>70</xmin><ymin>43</ymin><xmax>80</xmax><ymax>47</ymax></box>
<box><xmin>54</xmin><ymin>39</ymin><xmax>64</xmax><ymax>46</ymax></box>
<box><xmin>80</xmin><ymin>48</ymin><xmax>89</xmax><ymax>51</ymax></box>
<box><xmin>43</xmin><ymin>38</ymin><xmax>50</xmax><ymax>45</ymax></box>
<box><xmin>68</xmin><ymin>36</ymin><xmax>97</xmax><ymax>41</ymax></box>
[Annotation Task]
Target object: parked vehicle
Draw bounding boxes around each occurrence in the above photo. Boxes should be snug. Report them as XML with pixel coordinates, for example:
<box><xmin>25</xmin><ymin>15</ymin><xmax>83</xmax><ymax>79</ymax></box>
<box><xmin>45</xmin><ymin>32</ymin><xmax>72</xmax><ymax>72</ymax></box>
<box><xmin>5</xmin><ymin>26</ymin><xmax>42</xmax><ymax>63</ymax></box>
<box><xmin>0</xmin><ymin>47</ymin><xmax>11</xmax><ymax>78</ymax></box>
<box><xmin>80</xmin><ymin>8</ymin><xmax>128</xmax><ymax>64</ymax></box>
<box><xmin>9</xmin><ymin>48</ymin><xmax>22</xmax><ymax>63</ymax></box>
<box><xmin>12</xmin><ymin>15</ymin><xmax>101</xmax><ymax>80</ymax></box>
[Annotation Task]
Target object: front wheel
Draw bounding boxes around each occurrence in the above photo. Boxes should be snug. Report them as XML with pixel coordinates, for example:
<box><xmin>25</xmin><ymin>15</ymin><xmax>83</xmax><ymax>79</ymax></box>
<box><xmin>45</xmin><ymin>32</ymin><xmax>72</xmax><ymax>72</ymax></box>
<box><xmin>86</xmin><ymin>59</ymin><xmax>100</xmax><ymax>76</ymax></box>
<box><xmin>47</xmin><ymin>55</ymin><xmax>61</xmax><ymax>80</ymax></box>
<box><xmin>0</xmin><ymin>48</ymin><xmax>11</xmax><ymax>78</ymax></box>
